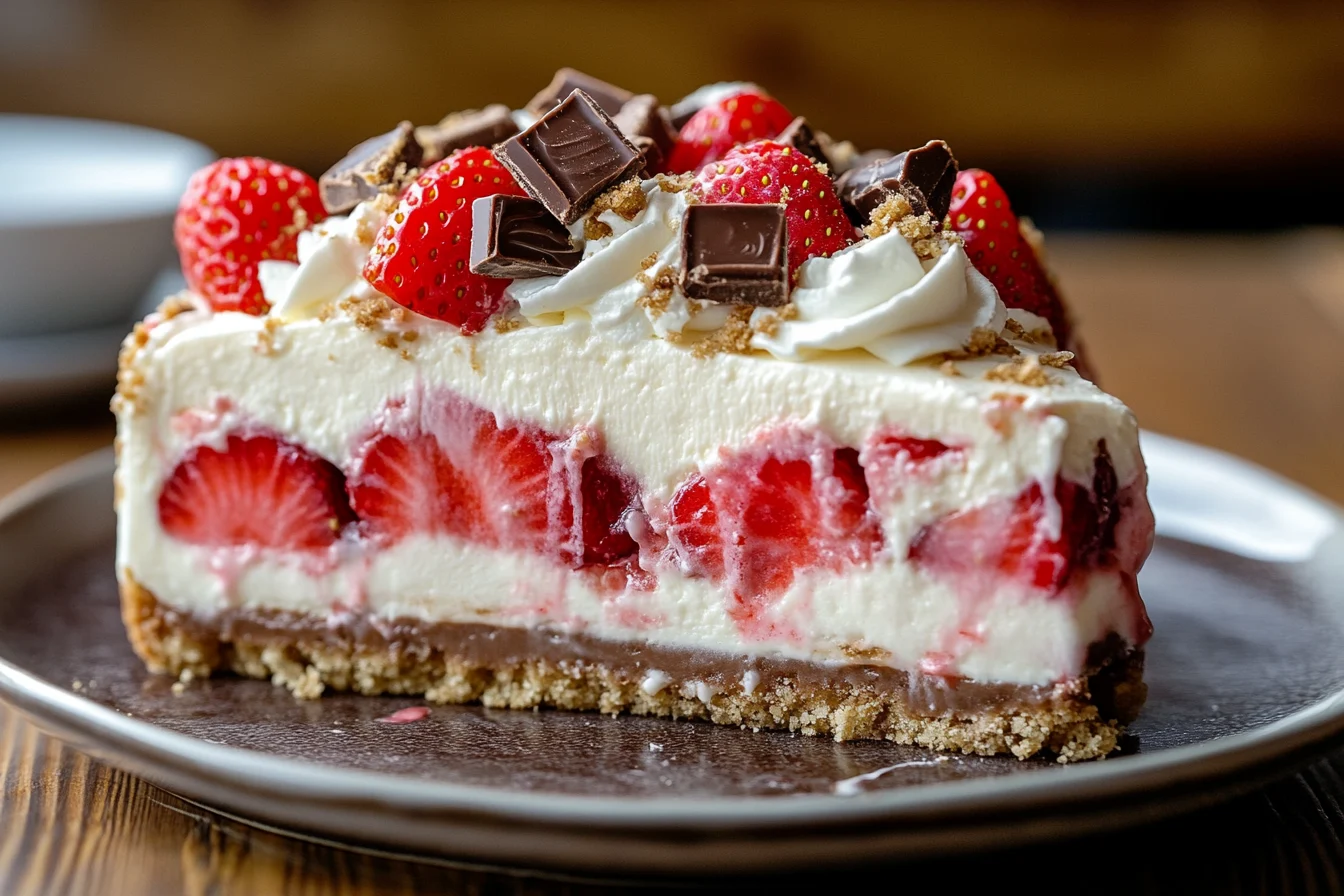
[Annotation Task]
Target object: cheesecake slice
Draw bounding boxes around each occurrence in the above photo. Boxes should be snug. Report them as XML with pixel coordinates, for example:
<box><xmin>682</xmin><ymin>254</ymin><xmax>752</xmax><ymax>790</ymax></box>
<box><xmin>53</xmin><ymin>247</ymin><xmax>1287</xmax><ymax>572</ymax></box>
<box><xmin>113</xmin><ymin>72</ymin><xmax>1152</xmax><ymax>761</ymax></box>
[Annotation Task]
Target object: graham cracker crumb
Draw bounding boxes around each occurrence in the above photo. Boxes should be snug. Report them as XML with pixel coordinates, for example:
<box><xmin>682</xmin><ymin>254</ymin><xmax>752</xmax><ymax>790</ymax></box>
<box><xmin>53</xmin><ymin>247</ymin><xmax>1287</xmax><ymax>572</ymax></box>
<box><xmin>113</xmin><ymin>323</ymin><xmax>153</xmax><ymax>413</ymax></box>
<box><xmin>692</xmin><ymin>307</ymin><xmax>755</xmax><ymax>358</ymax></box>
<box><xmin>376</xmin><ymin>333</ymin><xmax>399</xmax><ymax>351</ymax></box>
<box><xmin>584</xmin><ymin>178</ymin><xmax>648</xmax><ymax>241</ymax></box>
<box><xmin>399</xmin><ymin>349</ymin><xmax>413</xmax><ymax>361</ymax></box>
<box><xmin>940</xmin><ymin>360</ymin><xmax>962</xmax><ymax>377</ymax></box>
<box><xmin>401</xmin><ymin>329</ymin><xmax>418</xmax><ymax>343</ymax></box>
<box><xmin>339</xmin><ymin>294</ymin><xmax>407</xmax><ymax>331</ymax></box>
<box><xmin>640</xmin><ymin>253</ymin><xmax>659</xmax><ymax>271</ymax></box>
<box><xmin>372</xmin><ymin>192</ymin><xmax>399</xmax><ymax>216</ymax></box>
<box><xmin>253</xmin><ymin>318</ymin><xmax>282</xmax><ymax>356</ymax></box>
<box><xmin>1037</xmin><ymin>350</ymin><xmax>1076</xmax><ymax>369</ymax></box>
<box><xmin>863</xmin><ymin>194</ymin><xmax>946</xmax><ymax>260</ymax></box>
<box><xmin>635</xmin><ymin>267</ymin><xmax>677</xmax><ymax>319</ymax></box>
<box><xmin>751</xmin><ymin>303</ymin><xmax>798</xmax><ymax>338</ymax></box>
<box><xmin>1004</xmin><ymin>317</ymin><xmax>1059</xmax><ymax>348</ymax></box>
<box><xmin>493</xmin><ymin>316</ymin><xmax>523</xmax><ymax>334</ymax></box>
<box><xmin>156</xmin><ymin>293</ymin><xmax>197</xmax><ymax>320</ymax></box>
<box><xmin>986</xmin><ymin>355</ymin><xmax>1055</xmax><ymax>387</ymax></box>
<box><xmin>941</xmin><ymin>327</ymin><xmax>1020</xmax><ymax>361</ymax></box>
<box><xmin>654</xmin><ymin>172</ymin><xmax>694</xmax><ymax>193</ymax></box>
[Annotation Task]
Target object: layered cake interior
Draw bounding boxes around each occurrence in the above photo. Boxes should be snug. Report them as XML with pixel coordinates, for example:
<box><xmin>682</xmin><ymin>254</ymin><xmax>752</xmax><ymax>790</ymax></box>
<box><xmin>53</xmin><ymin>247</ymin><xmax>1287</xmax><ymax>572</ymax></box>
<box><xmin>114</xmin><ymin>70</ymin><xmax>1154</xmax><ymax>761</ymax></box>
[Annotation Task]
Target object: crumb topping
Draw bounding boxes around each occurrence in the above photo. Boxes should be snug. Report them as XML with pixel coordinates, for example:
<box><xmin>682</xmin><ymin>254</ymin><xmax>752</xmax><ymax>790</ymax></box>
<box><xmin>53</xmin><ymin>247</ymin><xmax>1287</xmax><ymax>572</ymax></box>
<box><xmin>339</xmin><ymin>294</ymin><xmax>409</xmax><ymax>331</ymax></box>
<box><xmin>583</xmin><ymin>178</ymin><xmax>648</xmax><ymax>240</ymax></box>
<box><xmin>750</xmin><ymin>302</ymin><xmax>798</xmax><ymax>338</ymax></box>
<box><xmin>654</xmin><ymin>172</ymin><xmax>694</xmax><ymax>194</ymax></box>
<box><xmin>492</xmin><ymin>315</ymin><xmax>523</xmax><ymax>334</ymax></box>
<box><xmin>691</xmin><ymin>306</ymin><xmax>755</xmax><ymax>358</ymax></box>
<box><xmin>985</xmin><ymin>354</ymin><xmax>1055</xmax><ymax>387</ymax></box>
<box><xmin>863</xmin><ymin>194</ymin><xmax>948</xmax><ymax>260</ymax></box>
<box><xmin>940</xmin><ymin>326</ymin><xmax>1020</xmax><ymax>361</ymax></box>
<box><xmin>253</xmin><ymin>317</ymin><xmax>283</xmax><ymax>356</ymax></box>
<box><xmin>635</xmin><ymin>266</ymin><xmax>677</xmax><ymax>318</ymax></box>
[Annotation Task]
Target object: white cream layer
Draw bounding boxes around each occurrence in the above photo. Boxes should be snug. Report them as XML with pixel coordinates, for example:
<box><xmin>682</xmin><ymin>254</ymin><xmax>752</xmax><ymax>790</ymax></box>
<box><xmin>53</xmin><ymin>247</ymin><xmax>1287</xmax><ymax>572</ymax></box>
<box><xmin>116</xmin><ymin>298</ymin><xmax>1148</xmax><ymax>686</ymax></box>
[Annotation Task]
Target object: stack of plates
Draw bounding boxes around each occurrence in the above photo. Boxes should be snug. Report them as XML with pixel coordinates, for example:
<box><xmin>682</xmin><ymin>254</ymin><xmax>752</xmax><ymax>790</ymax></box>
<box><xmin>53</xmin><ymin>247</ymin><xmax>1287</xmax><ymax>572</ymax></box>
<box><xmin>0</xmin><ymin>116</ymin><xmax>212</xmax><ymax>410</ymax></box>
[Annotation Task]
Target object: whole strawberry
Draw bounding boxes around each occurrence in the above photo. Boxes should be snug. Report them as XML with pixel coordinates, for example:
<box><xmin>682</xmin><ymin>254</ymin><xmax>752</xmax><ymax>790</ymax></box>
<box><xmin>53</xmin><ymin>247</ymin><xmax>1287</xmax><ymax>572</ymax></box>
<box><xmin>692</xmin><ymin>141</ymin><xmax>854</xmax><ymax>278</ymax></box>
<box><xmin>363</xmin><ymin>146</ymin><xmax>525</xmax><ymax>334</ymax></box>
<box><xmin>175</xmin><ymin>157</ymin><xmax>327</xmax><ymax>315</ymax></box>
<box><xmin>948</xmin><ymin>169</ymin><xmax>1076</xmax><ymax>353</ymax></box>
<box><xmin>665</xmin><ymin>91</ymin><xmax>795</xmax><ymax>173</ymax></box>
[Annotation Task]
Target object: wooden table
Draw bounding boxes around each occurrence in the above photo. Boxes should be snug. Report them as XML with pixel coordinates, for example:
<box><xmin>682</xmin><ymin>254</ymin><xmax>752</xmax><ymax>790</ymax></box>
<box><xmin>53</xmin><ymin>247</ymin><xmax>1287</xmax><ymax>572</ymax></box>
<box><xmin>1</xmin><ymin>234</ymin><xmax>1342</xmax><ymax>894</ymax></box>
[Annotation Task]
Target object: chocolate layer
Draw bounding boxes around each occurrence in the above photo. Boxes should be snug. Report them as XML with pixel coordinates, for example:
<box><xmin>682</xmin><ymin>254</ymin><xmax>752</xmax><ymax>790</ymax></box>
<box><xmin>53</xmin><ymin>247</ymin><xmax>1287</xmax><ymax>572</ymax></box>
<box><xmin>161</xmin><ymin>602</ymin><xmax>1139</xmax><ymax>721</ymax></box>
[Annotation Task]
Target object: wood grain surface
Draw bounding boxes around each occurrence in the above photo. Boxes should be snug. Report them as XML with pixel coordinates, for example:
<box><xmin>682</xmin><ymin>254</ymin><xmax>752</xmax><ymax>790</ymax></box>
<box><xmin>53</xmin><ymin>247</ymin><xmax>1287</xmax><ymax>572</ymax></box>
<box><xmin>0</xmin><ymin>233</ymin><xmax>1342</xmax><ymax>894</ymax></box>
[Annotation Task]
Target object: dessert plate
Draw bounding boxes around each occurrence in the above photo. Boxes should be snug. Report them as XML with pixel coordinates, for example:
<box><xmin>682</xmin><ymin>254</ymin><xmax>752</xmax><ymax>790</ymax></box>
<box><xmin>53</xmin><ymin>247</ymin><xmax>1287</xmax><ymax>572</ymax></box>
<box><xmin>0</xmin><ymin>434</ymin><xmax>1341</xmax><ymax>873</ymax></box>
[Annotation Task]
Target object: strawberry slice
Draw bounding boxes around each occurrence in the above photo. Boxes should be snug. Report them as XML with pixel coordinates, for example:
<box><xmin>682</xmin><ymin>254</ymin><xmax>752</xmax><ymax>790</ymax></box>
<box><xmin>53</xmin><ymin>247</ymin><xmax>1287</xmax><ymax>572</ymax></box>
<box><xmin>665</xmin><ymin>90</ymin><xmax>795</xmax><ymax>173</ymax></box>
<box><xmin>174</xmin><ymin>157</ymin><xmax>328</xmax><ymax>315</ymax></box>
<box><xmin>348</xmin><ymin>391</ymin><xmax>641</xmax><ymax>568</ymax></box>
<box><xmin>666</xmin><ymin>429</ymin><xmax>882</xmax><ymax>639</ymax></box>
<box><xmin>907</xmin><ymin>457</ymin><xmax>1123</xmax><ymax>594</ymax></box>
<box><xmin>947</xmin><ymin>168</ymin><xmax>1075</xmax><ymax>351</ymax></box>
<box><xmin>348</xmin><ymin>393</ymin><xmax>551</xmax><ymax>550</ymax></box>
<box><xmin>861</xmin><ymin>430</ymin><xmax>961</xmax><ymax>506</ymax></box>
<box><xmin>158</xmin><ymin>433</ymin><xmax>353</xmax><ymax>551</ymax></box>
<box><xmin>692</xmin><ymin>141</ymin><xmax>854</xmax><ymax>278</ymax></box>
<box><xmin>363</xmin><ymin>146</ymin><xmax>526</xmax><ymax>334</ymax></box>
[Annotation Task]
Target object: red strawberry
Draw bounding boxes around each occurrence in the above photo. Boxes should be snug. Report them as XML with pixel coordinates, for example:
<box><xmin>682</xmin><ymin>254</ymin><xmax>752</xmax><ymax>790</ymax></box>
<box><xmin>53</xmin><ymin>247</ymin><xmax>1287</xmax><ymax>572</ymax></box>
<box><xmin>348</xmin><ymin>393</ymin><xmax>551</xmax><ymax>550</ymax></box>
<box><xmin>948</xmin><ymin>169</ymin><xmax>1074</xmax><ymax>350</ymax></box>
<box><xmin>861</xmin><ymin>431</ymin><xmax>961</xmax><ymax>507</ymax></box>
<box><xmin>666</xmin><ymin>429</ymin><xmax>882</xmax><ymax>640</ymax></box>
<box><xmin>158</xmin><ymin>433</ymin><xmax>353</xmax><ymax>551</ymax></box>
<box><xmin>347</xmin><ymin>391</ymin><xmax>641</xmax><ymax>568</ymax></box>
<box><xmin>174</xmin><ymin>157</ymin><xmax>327</xmax><ymax>315</ymax></box>
<box><xmin>909</xmin><ymin>479</ymin><xmax>1093</xmax><ymax>593</ymax></box>
<box><xmin>363</xmin><ymin>147</ymin><xmax>525</xmax><ymax>334</ymax></box>
<box><xmin>665</xmin><ymin>91</ymin><xmax>795</xmax><ymax>172</ymax></box>
<box><xmin>692</xmin><ymin>141</ymin><xmax>854</xmax><ymax>278</ymax></box>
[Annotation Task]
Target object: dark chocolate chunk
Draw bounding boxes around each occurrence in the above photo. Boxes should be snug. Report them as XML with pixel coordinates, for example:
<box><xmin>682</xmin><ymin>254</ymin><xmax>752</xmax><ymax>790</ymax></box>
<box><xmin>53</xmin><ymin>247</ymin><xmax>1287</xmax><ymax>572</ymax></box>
<box><xmin>319</xmin><ymin>121</ymin><xmax>423</xmax><ymax>214</ymax></box>
<box><xmin>469</xmin><ymin>194</ymin><xmax>582</xmax><ymax>279</ymax></box>
<box><xmin>775</xmin><ymin>116</ymin><xmax>830</xmax><ymax>168</ymax></box>
<box><xmin>629</xmin><ymin>135</ymin><xmax>663</xmax><ymax>175</ymax></box>
<box><xmin>416</xmin><ymin>105</ymin><xmax>519</xmax><ymax>165</ymax></box>
<box><xmin>495</xmin><ymin>89</ymin><xmax>645</xmax><ymax>226</ymax></box>
<box><xmin>525</xmin><ymin>68</ymin><xmax>633</xmax><ymax>117</ymax></box>
<box><xmin>836</xmin><ymin>140</ymin><xmax>959</xmax><ymax>227</ymax></box>
<box><xmin>679</xmin><ymin>203</ymin><xmax>788</xmax><ymax>307</ymax></box>
<box><xmin>613</xmin><ymin>94</ymin><xmax>678</xmax><ymax>160</ymax></box>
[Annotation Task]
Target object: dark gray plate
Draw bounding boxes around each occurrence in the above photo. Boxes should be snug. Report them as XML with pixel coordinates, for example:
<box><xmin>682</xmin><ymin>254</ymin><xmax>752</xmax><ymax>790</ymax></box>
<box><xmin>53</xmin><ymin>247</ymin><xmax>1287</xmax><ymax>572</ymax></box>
<box><xmin>0</xmin><ymin>434</ymin><xmax>1341</xmax><ymax>873</ymax></box>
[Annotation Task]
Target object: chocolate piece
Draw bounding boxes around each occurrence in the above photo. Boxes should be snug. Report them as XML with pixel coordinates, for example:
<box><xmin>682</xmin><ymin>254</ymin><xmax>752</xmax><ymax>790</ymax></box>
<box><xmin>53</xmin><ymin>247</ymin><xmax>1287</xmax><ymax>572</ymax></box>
<box><xmin>416</xmin><ymin>105</ymin><xmax>519</xmax><ymax>165</ymax></box>
<box><xmin>612</xmin><ymin>94</ymin><xmax>678</xmax><ymax>168</ymax></box>
<box><xmin>775</xmin><ymin>116</ymin><xmax>830</xmax><ymax>168</ymax></box>
<box><xmin>319</xmin><ymin>121</ymin><xmax>423</xmax><ymax>214</ymax></box>
<box><xmin>525</xmin><ymin>67</ymin><xmax>633</xmax><ymax>117</ymax></box>
<box><xmin>469</xmin><ymin>194</ymin><xmax>582</xmax><ymax>278</ymax></box>
<box><xmin>629</xmin><ymin>135</ymin><xmax>662</xmax><ymax>175</ymax></box>
<box><xmin>679</xmin><ymin>203</ymin><xmax>788</xmax><ymax>307</ymax></box>
<box><xmin>495</xmin><ymin>90</ymin><xmax>644</xmax><ymax>226</ymax></box>
<box><xmin>836</xmin><ymin>140</ymin><xmax>958</xmax><ymax>227</ymax></box>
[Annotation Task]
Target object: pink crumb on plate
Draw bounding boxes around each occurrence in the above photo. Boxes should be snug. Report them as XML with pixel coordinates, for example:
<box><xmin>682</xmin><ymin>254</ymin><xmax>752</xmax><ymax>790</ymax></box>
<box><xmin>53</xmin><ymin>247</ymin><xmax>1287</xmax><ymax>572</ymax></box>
<box><xmin>376</xmin><ymin>706</ymin><xmax>431</xmax><ymax>724</ymax></box>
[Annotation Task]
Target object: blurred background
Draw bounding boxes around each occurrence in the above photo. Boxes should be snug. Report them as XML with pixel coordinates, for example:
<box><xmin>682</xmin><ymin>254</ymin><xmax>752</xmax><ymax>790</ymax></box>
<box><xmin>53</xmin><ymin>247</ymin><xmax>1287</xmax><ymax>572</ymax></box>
<box><xmin>1</xmin><ymin>0</ymin><xmax>1342</xmax><ymax>499</ymax></box>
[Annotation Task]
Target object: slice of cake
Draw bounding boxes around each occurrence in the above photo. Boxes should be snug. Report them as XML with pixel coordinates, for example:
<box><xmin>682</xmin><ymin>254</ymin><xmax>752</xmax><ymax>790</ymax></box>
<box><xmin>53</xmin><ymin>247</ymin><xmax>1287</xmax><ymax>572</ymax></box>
<box><xmin>114</xmin><ymin>71</ymin><xmax>1153</xmax><ymax>761</ymax></box>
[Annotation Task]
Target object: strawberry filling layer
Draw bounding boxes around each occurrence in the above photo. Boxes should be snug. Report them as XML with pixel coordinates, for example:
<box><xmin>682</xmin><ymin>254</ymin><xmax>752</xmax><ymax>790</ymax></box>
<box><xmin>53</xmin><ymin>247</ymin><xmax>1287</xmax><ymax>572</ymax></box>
<box><xmin>154</xmin><ymin>388</ymin><xmax>1150</xmax><ymax>652</ymax></box>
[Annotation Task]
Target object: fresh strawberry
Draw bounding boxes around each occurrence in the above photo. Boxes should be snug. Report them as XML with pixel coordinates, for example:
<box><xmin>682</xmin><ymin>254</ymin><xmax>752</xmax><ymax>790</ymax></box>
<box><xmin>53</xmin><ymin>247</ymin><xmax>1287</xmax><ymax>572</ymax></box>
<box><xmin>665</xmin><ymin>429</ymin><xmax>882</xmax><ymax>639</ymax></box>
<box><xmin>692</xmin><ymin>141</ymin><xmax>854</xmax><ymax>278</ymax></box>
<box><xmin>665</xmin><ymin>91</ymin><xmax>795</xmax><ymax>172</ymax></box>
<box><xmin>158</xmin><ymin>433</ymin><xmax>353</xmax><ymax>551</ymax></box>
<box><xmin>347</xmin><ymin>391</ymin><xmax>641</xmax><ymax>568</ymax></box>
<box><xmin>908</xmin><ymin>467</ymin><xmax>1126</xmax><ymax>595</ymax></box>
<box><xmin>861</xmin><ymin>431</ymin><xmax>961</xmax><ymax>507</ymax></box>
<box><xmin>174</xmin><ymin>157</ymin><xmax>327</xmax><ymax>315</ymax></box>
<box><xmin>572</xmin><ymin>455</ymin><xmax>640</xmax><ymax>565</ymax></box>
<box><xmin>363</xmin><ymin>146</ymin><xmax>525</xmax><ymax>334</ymax></box>
<box><xmin>348</xmin><ymin>393</ymin><xmax>551</xmax><ymax>550</ymax></box>
<box><xmin>948</xmin><ymin>169</ymin><xmax>1074</xmax><ymax>350</ymax></box>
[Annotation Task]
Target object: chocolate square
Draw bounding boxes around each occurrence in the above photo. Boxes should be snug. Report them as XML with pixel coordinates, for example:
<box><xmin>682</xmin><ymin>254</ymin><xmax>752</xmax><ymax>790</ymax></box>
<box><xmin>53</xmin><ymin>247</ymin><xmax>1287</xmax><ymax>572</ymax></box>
<box><xmin>319</xmin><ymin>121</ymin><xmax>423</xmax><ymax>214</ymax></box>
<box><xmin>495</xmin><ymin>89</ymin><xmax>645</xmax><ymax>226</ymax></box>
<box><xmin>679</xmin><ymin>203</ymin><xmax>788</xmax><ymax>307</ymax></box>
<box><xmin>775</xmin><ymin>116</ymin><xmax>830</xmax><ymax>168</ymax></box>
<box><xmin>469</xmin><ymin>194</ymin><xmax>582</xmax><ymax>279</ymax></box>
<box><xmin>416</xmin><ymin>105</ymin><xmax>520</xmax><ymax>165</ymax></box>
<box><xmin>836</xmin><ymin>140</ymin><xmax>958</xmax><ymax>227</ymax></box>
<box><xmin>612</xmin><ymin>94</ymin><xmax>678</xmax><ymax>163</ymax></box>
<box><xmin>525</xmin><ymin>68</ymin><xmax>633</xmax><ymax>117</ymax></box>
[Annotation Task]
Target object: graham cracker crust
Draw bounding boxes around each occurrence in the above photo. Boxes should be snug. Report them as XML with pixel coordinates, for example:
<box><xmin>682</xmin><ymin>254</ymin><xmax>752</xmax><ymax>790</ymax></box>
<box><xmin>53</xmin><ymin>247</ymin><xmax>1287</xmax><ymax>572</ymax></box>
<box><xmin>119</xmin><ymin>573</ymin><xmax>1146</xmax><ymax>762</ymax></box>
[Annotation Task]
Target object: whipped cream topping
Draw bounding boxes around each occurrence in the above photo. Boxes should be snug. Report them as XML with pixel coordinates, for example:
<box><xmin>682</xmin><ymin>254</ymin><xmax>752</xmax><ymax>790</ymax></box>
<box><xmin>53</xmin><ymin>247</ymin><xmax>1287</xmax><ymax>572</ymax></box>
<box><xmin>258</xmin><ymin>201</ymin><xmax>384</xmax><ymax>322</ymax></box>
<box><xmin>752</xmin><ymin>236</ymin><xmax>1005</xmax><ymax>366</ymax></box>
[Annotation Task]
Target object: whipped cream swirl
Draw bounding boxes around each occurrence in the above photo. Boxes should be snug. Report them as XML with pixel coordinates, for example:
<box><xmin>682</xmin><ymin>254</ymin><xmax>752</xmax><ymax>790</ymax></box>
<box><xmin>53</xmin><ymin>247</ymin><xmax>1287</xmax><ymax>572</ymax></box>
<box><xmin>258</xmin><ymin>201</ymin><xmax>384</xmax><ymax>321</ymax></box>
<box><xmin>751</xmin><ymin>236</ymin><xmax>1005</xmax><ymax>366</ymax></box>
